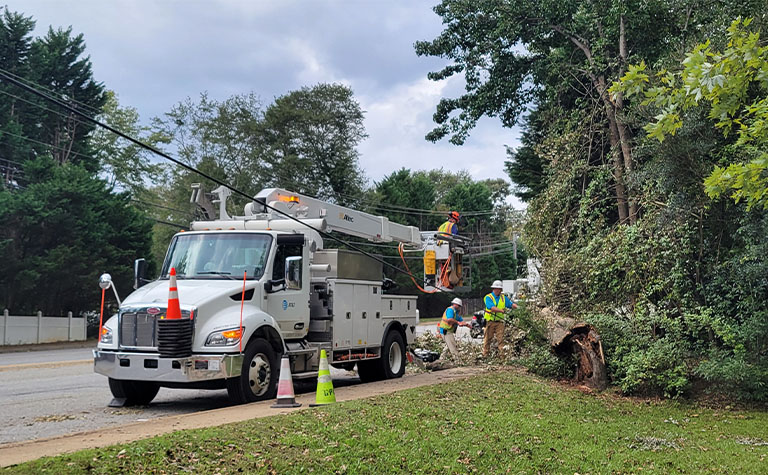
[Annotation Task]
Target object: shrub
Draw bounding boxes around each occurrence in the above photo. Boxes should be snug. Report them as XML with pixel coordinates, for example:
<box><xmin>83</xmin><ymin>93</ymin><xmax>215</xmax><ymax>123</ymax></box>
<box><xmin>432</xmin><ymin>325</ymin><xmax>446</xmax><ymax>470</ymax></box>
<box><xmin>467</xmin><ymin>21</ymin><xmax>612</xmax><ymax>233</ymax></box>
<box><xmin>522</xmin><ymin>345</ymin><xmax>576</xmax><ymax>379</ymax></box>
<box><xmin>615</xmin><ymin>338</ymin><xmax>691</xmax><ymax>398</ymax></box>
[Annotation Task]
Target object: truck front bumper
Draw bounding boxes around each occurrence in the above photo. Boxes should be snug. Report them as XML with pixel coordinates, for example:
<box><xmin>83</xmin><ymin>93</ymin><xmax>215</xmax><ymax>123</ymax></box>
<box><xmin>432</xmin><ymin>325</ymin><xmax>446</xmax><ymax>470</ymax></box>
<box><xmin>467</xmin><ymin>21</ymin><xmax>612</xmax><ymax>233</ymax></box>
<box><xmin>93</xmin><ymin>350</ymin><xmax>242</xmax><ymax>383</ymax></box>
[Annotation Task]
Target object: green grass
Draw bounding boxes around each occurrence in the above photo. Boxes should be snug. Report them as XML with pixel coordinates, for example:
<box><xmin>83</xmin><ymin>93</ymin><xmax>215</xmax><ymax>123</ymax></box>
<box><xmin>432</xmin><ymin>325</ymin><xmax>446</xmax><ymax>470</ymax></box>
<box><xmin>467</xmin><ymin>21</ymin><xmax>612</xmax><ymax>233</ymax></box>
<box><xmin>418</xmin><ymin>317</ymin><xmax>442</xmax><ymax>324</ymax></box>
<box><xmin>5</xmin><ymin>370</ymin><xmax>768</xmax><ymax>474</ymax></box>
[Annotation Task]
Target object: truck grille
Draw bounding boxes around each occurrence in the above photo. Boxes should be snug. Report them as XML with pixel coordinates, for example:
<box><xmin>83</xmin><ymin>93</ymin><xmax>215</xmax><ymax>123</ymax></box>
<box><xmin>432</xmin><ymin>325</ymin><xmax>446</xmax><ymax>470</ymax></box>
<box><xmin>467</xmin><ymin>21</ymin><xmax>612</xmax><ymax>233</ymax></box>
<box><xmin>120</xmin><ymin>311</ymin><xmax>159</xmax><ymax>348</ymax></box>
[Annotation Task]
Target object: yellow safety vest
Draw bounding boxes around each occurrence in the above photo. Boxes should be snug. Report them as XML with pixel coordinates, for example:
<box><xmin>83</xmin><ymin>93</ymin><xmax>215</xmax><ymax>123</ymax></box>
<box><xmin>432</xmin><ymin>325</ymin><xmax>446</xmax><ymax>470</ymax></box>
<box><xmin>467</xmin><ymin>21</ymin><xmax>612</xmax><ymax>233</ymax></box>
<box><xmin>484</xmin><ymin>292</ymin><xmax>506</xmax><ymax>321</ymax></box>
<box><xmin>438</xmin><ymin>221</ymin><xmax>456</xmax><ymax>235</ymax></box>
<box><xmin>438</xmin><ymin>307</ymin><xmax>458</xmax><ymax>333</ymax></box>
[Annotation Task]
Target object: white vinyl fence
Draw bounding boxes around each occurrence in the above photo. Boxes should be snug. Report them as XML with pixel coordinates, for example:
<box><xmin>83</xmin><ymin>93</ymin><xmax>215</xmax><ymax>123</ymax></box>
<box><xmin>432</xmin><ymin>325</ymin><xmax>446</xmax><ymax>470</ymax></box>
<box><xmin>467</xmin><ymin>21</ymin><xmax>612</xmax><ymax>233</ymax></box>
<box><xmin>0</xmin><ymin>310</ymin><xmax>86</xmax><ymax>346</ymax></box>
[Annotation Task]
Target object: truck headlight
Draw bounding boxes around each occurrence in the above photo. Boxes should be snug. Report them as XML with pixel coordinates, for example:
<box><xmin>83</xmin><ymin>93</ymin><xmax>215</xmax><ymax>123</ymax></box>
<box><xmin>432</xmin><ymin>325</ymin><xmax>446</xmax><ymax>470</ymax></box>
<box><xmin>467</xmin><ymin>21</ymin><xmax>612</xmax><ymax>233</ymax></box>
<box><xmin>100</xmin><ymin>326</ymin><xmax>113</xmax><ymax>344</ymax></box>
<box><xmin>205</xmin><ymin>328</ymin><xmax>243</xmax><ymax>346</ymax></box>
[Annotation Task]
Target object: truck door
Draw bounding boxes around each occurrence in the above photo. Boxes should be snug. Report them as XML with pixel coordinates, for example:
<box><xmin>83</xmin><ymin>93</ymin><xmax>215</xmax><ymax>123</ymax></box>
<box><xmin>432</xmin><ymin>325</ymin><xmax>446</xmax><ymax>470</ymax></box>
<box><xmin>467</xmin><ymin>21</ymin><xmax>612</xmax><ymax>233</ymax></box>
<box><xmin>266</xmin><ymin>235</ymin><xmax>309</xmax><ymax>339</ymax></box>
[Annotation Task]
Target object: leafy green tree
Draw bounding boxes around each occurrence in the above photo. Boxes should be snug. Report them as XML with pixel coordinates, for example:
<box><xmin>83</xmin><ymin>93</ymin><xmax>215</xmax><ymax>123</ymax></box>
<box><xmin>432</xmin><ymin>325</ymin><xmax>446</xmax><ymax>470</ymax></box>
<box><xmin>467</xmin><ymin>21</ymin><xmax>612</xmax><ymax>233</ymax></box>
<box><xmin>373</xmin><ymin>168</ymin><xmax>438</xmax><ymax>228</ymax></box>
<box><xmin>0</xmin><ymin>157</ymin><xmax>152</xmax><ymax>314</ymax></box>
<box><xmin>0</xmin><ymin>7</ymin><xmax>152</xmax><ymax>316</ymax></box>
<box><xmin>0</xmin><ymin>8</ymin><xmax>36</xmax><ymax>166</ymax></box>
<box><xmin>151</xmin><ymin>92</ymin><xmax>265</xmax><ymax>199</ymax></box>
<box><xmin>615</xmin><ymin>18</ymin><xmax>768</xmax><ymax>209</ymax></box>
<box><xmin>28</xmin><ymin>25</ymin><xmax>106</xmax><ymax>170</ymax></box>
<box><xmin>504</xmin><ymin>110</ymin><xmax>547</xmax><ymax>203</ymax></box>
<box><xmin>260</xmin><ymin>83</ymin><xmax>367</xmax><ymax>204</ymax></box>
<box><xmin>416</xmin><ymin>1</ymin><xmax>763</xmax><ymax>224</ymax></box>
<box><xmin>90</xmin><ymin>91</ymin><xmax>163</xmax><ymax>195</ymax></box>
<box><xmin>414</xmin><ymin>1</ymin><xmax>689</xmax><ymax>223</ymax></box>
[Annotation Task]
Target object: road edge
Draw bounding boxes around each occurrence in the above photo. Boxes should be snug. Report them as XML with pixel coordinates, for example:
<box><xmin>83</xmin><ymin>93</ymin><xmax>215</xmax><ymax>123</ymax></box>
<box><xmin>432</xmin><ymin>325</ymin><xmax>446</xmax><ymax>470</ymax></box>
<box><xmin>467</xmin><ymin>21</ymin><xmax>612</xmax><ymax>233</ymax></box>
<box><xmin>0</xmin><ymin>366</ymin><xmax>481</xmax><ymax>468</ymax></box>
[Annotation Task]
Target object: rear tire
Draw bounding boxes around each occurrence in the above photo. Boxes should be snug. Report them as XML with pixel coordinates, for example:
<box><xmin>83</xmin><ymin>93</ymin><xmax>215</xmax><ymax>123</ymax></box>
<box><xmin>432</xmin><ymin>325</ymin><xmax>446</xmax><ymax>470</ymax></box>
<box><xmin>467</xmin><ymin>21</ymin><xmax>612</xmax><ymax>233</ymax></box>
<box><xmin>226</xmin><ymin>338</ymin><xmax>278</xmax><ymax>404</ymax></box>
<box><xmin>108</xmin><ymin>378</ymin><xmax>160</xmax><ymax>406</ymax></box>
<box><xmin>357</xmin><ymin>330</ymin><xmax>406</xmax><ymax>382</ymax></box>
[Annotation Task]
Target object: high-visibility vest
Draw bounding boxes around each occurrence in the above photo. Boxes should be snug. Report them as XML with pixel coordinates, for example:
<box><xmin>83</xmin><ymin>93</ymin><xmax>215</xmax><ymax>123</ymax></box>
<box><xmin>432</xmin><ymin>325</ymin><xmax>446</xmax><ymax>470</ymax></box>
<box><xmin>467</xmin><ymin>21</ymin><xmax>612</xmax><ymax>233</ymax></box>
<box><xmin>484</xmin><ymin>292</ymin><xmax>507</xmax><ymax>321</ymax></box>
<box><xmin>438</xmin><ymin>220</ymin><xmax>456</xmax><ymax>235</ymax></box>
<box><xmin>438</xmin><ymin>307</ymin><xmax>458</xmax><ymax>333</ymax></box>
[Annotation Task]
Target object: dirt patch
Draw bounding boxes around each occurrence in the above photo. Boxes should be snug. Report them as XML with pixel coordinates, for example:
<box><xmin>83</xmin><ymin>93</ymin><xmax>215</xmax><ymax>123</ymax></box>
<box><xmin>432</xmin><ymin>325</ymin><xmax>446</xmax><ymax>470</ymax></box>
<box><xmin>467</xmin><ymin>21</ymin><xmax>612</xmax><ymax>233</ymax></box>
<box><xmin>0</xmin><ymin>366</ymin><xmax>481</xmax><ymax>467</ymax></box>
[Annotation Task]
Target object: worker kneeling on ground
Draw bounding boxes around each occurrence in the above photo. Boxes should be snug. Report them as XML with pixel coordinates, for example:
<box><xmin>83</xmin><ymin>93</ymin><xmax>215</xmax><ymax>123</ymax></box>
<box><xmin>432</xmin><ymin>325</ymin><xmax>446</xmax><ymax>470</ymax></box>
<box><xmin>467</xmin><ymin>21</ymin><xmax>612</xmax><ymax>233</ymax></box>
<box><xmin>438</xmin><ymin>297</ymin><xmax>470</xmax><ymax>362</ymax></box>
<box><xmin>483</xmin><ymin>280</ymin><xmax>518</xmax><ymax>358</ymax></box>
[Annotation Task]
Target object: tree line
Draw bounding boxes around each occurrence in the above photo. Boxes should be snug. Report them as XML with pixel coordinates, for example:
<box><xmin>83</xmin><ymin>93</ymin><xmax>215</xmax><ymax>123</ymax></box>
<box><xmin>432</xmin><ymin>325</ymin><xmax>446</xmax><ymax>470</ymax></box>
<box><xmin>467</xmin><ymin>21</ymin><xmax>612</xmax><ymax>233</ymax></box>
<box><xmin>0</xmin><ymin>7</ymin><xmax>524</xmax><ymax>319</ymax></box>
<box><xmin>418</xmin><ymin>1</ymin><xmax>768</xmax><ymax>400</ymax></box>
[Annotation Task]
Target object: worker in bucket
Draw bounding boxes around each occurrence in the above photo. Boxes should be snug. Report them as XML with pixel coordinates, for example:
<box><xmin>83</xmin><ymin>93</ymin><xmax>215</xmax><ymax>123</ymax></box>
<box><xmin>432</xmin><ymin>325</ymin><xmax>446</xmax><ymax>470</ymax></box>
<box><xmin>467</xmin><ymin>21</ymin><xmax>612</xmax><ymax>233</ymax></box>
<box><xmin>483</xmin><ymin>280</ymin><xmax>518</xmax><ymax>358</ymax></box>
<box><xmin>438</xmin><ymin>297</ymin><xmax>470</xmax><ymax>362</ymax></box>
<box><xmin>438</xmin><ymin>211</ymin><xmax>461</xmax><ymax>236</ymax></box>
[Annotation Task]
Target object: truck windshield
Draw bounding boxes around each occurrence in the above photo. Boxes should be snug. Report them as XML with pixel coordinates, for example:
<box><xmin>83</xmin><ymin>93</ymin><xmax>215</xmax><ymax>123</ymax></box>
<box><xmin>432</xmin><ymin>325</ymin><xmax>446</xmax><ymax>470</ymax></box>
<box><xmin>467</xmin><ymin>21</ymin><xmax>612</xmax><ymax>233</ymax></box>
<box><xmin>161</xmin><ymin>233</ymin><xmax>272</xmax><ymax>280</ymax></box>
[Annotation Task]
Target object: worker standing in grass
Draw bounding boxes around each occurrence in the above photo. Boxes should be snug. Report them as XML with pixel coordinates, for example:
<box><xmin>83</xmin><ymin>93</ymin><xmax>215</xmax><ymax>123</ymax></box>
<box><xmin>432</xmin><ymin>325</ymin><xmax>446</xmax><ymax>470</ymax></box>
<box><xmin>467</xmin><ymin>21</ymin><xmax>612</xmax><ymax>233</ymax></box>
<box><xmin>483</xmin><ymin>280</ymin><xmax>518</xmax><ymax>358</ymax></box>
<box><xmin>438</xmin><ymin>297</ymin><xmax>470</xmax><ymax>362</ymax></box>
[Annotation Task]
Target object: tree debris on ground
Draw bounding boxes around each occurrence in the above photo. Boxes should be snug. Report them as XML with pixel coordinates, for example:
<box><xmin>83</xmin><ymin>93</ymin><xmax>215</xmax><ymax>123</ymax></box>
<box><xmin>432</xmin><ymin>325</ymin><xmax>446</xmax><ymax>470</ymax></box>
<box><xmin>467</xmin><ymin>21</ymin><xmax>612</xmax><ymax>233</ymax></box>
<box><xmin>409</xmin><ymin>305</ymin><xmax>609</xmax><ymax>391</ymax></box>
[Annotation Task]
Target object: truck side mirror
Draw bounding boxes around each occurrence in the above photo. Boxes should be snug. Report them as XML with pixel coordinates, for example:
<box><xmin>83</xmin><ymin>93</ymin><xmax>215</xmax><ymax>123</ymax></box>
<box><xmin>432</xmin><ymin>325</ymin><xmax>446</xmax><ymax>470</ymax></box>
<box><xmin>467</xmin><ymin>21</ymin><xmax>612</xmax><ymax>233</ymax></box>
<box><xmin>285</xmin><ymin>256</ymin><xmax>302</xmax><ymax>290</ymax></box>
<box><xmin>134</xmin><ymin>258</ymin><xmax>148</xmax><ymax>289</ymax></box>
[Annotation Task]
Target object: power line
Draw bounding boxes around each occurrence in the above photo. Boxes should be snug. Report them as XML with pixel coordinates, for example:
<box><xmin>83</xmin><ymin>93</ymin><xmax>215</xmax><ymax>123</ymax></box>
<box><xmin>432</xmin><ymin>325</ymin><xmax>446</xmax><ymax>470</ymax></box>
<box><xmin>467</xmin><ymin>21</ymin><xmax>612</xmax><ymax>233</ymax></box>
<box><xmin>0</xmin><ymin>129</ymin><xmax>102</xmax><ymax>164</ymax></box>
<box><xmin>0</xmin><ymin>66</ymin><xmax>104</xmax><ymax>117</ymax></box>
<box><xmin>0</xmin><ymin>89</ymin><xmax>92</xmax><ymax>130</ymax></box>
<box><xmin>131</xmin><ymin>198</ymin><xmax>195</xmax><ymax>217</ymax></box>
<box><xmin>150</xmin><ymin>218</ymin><xmax>189</xmax><ymax>230</ymax></box>
<box><xmin>0</xmin><ymin>71</ymin><xmax>423</xmax><ymax>282</ymax></box>
<box><xmin>253</xmin><ymin>167</ymin><xmax>503</xmax><ymax>217</ymax></box>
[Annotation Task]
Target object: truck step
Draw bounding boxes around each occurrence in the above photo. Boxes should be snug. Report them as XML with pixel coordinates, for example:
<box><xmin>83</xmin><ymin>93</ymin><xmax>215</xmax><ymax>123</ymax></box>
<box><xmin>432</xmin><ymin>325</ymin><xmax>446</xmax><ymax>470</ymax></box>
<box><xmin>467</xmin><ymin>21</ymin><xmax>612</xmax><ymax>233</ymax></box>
<box><xmin>285</xmin><ymin>347</ymin><xmax>316</xmax><ymax>357</ymax></box>
<box><xmin>292</xmin><ymin>371</ymin><xmax>320</xmax><ymax>379</ymax></box>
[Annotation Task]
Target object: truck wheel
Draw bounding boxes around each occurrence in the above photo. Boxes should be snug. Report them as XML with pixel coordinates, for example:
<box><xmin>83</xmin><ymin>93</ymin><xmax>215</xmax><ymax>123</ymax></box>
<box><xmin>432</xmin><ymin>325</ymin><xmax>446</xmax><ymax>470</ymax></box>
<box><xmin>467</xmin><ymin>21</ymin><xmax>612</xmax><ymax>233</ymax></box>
<box><xmin>108</xmin><ymin>378</ymin><xmax>159</xmax><ymax>406</ymax></box>
<box><xmin>226</xmin><ymin>338</ymin><xmax>278</xmax><ymax>404</ymax></box>
<box><xmin>357</xmin><ymin>330</ymin><xmax>406</xmax><ymax>382</ymax></box>
<box><xmin>381</xmin><ymin>330</ymin><xmax>406</xmax><ymax>379</ymax></box>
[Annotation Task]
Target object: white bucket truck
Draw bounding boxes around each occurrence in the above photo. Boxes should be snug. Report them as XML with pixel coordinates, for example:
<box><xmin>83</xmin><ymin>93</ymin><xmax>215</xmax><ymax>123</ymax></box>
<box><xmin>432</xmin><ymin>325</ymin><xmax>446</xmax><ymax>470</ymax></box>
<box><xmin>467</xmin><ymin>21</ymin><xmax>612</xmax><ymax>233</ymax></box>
<box><xmin>94</xmin><ymin>186</ymin><xmax>463</xmax><ymax>406</ymax></box>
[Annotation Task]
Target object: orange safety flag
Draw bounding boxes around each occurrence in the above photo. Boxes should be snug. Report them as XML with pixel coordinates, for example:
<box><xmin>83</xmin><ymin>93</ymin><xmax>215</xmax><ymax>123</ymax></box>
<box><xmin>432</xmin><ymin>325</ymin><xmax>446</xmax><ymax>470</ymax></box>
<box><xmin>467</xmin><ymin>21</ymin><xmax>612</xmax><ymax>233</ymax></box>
<box><xmin>239</xmin><ymin>271</ymin><xmax>246</xmax><ymax>353</ymax></box>
<box><xmin>98</xmin><ymin>288</ymin><xmax>105</xmax><ymax>341</ymax></box>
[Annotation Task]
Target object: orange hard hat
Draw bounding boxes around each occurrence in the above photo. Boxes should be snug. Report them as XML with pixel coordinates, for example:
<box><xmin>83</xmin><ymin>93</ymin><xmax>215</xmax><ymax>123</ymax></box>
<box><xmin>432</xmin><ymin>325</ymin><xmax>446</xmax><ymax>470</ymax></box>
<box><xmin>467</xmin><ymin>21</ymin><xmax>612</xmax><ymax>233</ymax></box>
<box><xmin>449</xmin><ymin>211</ymin><xmax>460</xmax><ymax>221</ymax></box>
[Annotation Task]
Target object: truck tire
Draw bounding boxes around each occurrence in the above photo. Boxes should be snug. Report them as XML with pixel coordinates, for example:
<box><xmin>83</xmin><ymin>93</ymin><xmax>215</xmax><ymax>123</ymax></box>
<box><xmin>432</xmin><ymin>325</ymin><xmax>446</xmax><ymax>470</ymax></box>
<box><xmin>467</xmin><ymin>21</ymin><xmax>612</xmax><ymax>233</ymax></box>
<box><xmin>226</xmin><ymin>338</ymin><xmax>278</xmax><ymax>404</ymax></box>
<box><xmin>108</xmin><ymin>378</ymin><xmax>160</xmax><ymax>406</ymax></box>
<box><xmin>357</xmin><ymin>330</ymin><xmax>406</xmax><ymax>382</ymax></box>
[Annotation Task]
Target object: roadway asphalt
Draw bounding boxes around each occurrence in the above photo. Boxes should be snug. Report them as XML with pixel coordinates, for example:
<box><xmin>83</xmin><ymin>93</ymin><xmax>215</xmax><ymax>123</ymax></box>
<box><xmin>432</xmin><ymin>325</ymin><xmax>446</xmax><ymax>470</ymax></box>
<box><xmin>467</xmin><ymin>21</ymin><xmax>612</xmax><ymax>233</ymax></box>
<box><xmin>0</xmin><ymin>322</ymin><xmax>460</xmax><ymax>446</ymax></box>
<box><xmin>0</xmin><ymin>346</ymin><xmax>358</xmax><ymax>445</ymax></box>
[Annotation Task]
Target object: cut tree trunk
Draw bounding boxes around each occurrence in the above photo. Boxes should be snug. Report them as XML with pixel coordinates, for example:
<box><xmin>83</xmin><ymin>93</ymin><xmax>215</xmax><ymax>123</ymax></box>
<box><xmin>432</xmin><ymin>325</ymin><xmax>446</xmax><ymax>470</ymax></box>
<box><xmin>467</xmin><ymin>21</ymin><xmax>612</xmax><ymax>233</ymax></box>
<box><xmin>568</xmin><ymin>324</ymin><xmax>608</xmax><ymax>391</ymax></box>
<box><xmin>542</xmin><ymin>308</ymin><xmax>608</xmax><ymax>391</ymax></box>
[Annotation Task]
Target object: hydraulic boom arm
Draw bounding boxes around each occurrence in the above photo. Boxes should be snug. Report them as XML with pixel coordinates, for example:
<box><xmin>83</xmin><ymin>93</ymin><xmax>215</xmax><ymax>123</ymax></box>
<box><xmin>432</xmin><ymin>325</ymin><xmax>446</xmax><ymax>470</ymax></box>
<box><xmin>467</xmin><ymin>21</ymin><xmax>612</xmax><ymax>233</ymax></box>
<box><xmin>247</xmin><ymin>188</ymin><xmax>423</xmax><ymax>247</ymax></box>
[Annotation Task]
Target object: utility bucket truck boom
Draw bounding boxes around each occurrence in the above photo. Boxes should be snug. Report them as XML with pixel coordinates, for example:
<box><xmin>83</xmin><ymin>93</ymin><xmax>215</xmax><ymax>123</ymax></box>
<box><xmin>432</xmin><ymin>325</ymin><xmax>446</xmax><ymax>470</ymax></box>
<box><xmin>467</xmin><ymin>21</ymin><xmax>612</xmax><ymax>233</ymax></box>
<box><xmin>93</xmin><ymin>186</ymin><xmax>469</xmax><ymax>405</ymax></box>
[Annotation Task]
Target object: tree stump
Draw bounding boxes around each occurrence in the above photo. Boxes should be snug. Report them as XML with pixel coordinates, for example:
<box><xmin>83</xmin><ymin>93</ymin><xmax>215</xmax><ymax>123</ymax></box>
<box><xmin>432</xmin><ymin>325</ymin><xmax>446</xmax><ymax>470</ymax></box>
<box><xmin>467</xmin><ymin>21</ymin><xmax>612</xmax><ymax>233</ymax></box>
<box><xmin>565</xmin><ymin>324</ymin><xmax>608</xmax><ymax>391</ymax></box>
<box><xmin>541</xmin><ymin>308</ymin><xmax>608</xmax><ymax>391</ymax></box>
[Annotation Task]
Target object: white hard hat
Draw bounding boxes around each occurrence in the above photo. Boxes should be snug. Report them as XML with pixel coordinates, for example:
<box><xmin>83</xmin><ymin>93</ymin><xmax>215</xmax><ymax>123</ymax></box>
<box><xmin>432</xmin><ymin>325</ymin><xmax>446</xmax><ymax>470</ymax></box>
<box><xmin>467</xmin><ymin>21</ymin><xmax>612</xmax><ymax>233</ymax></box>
<box><xmin>491</xmin><ymin>280</ymin><xmax>504</xmax><ymax>289</ymax></box>
<box><xmin>451</xmin><ymin>297</ymin><xmax>463</xmax><ymax>306</ymax></box>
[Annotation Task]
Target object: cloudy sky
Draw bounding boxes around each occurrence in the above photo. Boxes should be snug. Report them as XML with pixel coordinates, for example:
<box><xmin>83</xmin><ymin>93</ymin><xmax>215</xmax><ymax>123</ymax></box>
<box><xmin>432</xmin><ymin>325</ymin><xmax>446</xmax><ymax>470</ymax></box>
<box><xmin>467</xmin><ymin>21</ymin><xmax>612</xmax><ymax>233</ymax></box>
<box><xmin>13</xmin><ymin>0</ymin><xmax>523</xmax><ymax>207</ymax></box>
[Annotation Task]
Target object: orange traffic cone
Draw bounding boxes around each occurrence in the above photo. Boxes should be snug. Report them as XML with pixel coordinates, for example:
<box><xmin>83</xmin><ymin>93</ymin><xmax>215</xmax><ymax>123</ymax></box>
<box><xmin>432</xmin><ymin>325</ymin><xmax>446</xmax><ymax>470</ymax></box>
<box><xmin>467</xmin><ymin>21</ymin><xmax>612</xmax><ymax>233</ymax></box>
<box><xmin>271</xmin><ymin>356</ymin><xmax>301</xmax><ymax>408</ymax></box>
<box><xmin>166</xmin><ymin>267</ymin><xmax>181</xmax><ymax>320</ymax></box>
<box><xmin>158</xmin><ymin>267</ymin><xmax>191</xmax><ymax>357</ymax></box>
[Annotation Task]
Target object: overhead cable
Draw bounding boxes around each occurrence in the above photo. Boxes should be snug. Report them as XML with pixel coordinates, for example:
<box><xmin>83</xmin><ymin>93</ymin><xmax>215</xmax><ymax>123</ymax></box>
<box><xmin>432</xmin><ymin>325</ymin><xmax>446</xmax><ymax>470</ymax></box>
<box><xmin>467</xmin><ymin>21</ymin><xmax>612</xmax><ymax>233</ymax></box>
<box><xmin>0</xmin><ymin>70</ymin><xmax>422</xmax><ymax>281</ymax></box>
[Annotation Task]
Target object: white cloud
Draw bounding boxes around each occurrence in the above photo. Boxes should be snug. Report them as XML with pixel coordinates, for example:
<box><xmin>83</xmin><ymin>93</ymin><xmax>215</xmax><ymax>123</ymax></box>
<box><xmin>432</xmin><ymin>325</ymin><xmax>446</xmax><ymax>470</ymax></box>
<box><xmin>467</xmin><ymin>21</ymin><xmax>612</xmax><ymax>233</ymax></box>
<box><xmin>11</xmin><ymin>0</ymin><xmax>526</xmax><ymax>209</ymax></box>
<box><xmin>356</xmin><ymin>76</ymin><xmax>524</xmax><ymax>208</ymax></box>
